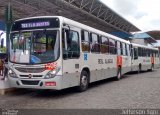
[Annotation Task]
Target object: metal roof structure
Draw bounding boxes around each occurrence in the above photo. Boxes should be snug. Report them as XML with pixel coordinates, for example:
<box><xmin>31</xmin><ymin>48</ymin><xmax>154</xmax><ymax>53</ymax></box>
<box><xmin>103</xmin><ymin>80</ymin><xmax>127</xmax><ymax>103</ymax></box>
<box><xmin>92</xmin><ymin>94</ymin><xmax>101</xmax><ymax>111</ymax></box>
<box><xmin>147</xmin><ymin>31</ymin><xmax>160</xmax><ymax>40</ymax></box>
<box><xmin>0</xmin><ymin>0</ymin><xmax>140</xmax><ymax>34</ymax></box>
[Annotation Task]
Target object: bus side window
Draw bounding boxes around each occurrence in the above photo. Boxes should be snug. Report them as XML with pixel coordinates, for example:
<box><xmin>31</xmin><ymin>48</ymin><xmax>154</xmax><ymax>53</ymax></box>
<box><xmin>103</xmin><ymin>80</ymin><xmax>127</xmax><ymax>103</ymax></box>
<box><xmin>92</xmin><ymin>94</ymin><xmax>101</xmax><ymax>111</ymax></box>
<box><xmin>115</xmin><ymin>41</ymin><xmax>117</xmax><ymax>54</ymax></box>
<box><xmin>101</xmin><ymin>36</ymin><xmax>109</xmax><ymax>54</ymax></box>
<box><xmin>122</xmin><ymin>43</ymin><xmax>126</xmax><ymax>56</ymax></box>
<box><xmin>130</xmin><ymin>45</ymin><xmax>134</xmax><ymax>59</ymax></box>
<box><xmin>147</xmin><ymin>49</ymin><xmax>149</xmax><ymax>57</ymax></box>
<box><xmin>127</xmin><ymin>44</ymin><xmax>130</xmax><ymax>56</ymax></box>
<box><xmin>90</xmin><ymin>33</ymin><xmax>100</xmax><ymax>53</ymax></box>
<box><xmin>142</xmin><ymin>48</ymin><xmax>146</xmax><ymax>57</ymax></box>
<box><xmin>148</xmin><ymin>49</ymin><xmax>151</xmax><ymax>57</ymax></box>
<box><xmin>117</xmin><ymin>41</ymin><xmax>121</xmax><ymax>55</ymax></box>
<box><xmin>139</xmin><ymin>47</ymin><xmax>142</xmax><ymax>57</ymax></box>
<box><xmin>109</xmin><ymin>38</ymin><xmax>116</xmax><ymax>54</ymax></box>
<box><xmin>125</xmin><ymin>44</ymin><xmax>128</xmax><ymax>56</ymax></box>
<box><xmin>81</xmin><ymin>30</ymin><xmax>90</xmax><ymax>52</ymax></box>
<box><xmin>134</xmin><ymin>48</ymin><xmax>138</xmax><ymax>60</ymax></box>
<box><xmin>120</xmin><ymin>42</ymin><xmax>123</xmax><ymax>55</ymax></box>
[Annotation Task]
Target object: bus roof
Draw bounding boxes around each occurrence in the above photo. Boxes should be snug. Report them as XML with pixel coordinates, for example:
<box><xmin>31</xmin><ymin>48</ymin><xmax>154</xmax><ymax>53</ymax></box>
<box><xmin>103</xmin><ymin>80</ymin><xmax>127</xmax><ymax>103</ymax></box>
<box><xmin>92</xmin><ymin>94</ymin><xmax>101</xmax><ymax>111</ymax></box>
<box><xmin>15</xmin><ymin>16</ymin><xmax>130</xmax><ymax>44</ymax></box>
<box><xmin>62</xmin><ymin>17</ymin><xmax>130</xmax><ymax>44</ymax></box>
<box><xmin>131</xmin><ymin>43</ymin><xmax>158</xmax><ymax>50</ymax></box>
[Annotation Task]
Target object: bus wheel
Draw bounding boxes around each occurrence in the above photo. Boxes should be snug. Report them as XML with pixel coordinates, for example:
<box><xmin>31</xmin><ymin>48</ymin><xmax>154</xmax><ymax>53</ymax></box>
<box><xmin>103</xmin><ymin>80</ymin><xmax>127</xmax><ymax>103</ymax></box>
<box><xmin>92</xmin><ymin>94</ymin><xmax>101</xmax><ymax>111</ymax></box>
<box><xmin>138</xmin><ymin>64</ymin><xmax>141</xmax><ymax>73</ymax></box>
<box><xmin>77</xmin><ymin>71</ymin><xmax>89</xmax><ymax>92</ymax></box>
<box><xmin>116</xmin><ymin>67</ymin><xmax>121</xmax><ymax>81</ymax></box>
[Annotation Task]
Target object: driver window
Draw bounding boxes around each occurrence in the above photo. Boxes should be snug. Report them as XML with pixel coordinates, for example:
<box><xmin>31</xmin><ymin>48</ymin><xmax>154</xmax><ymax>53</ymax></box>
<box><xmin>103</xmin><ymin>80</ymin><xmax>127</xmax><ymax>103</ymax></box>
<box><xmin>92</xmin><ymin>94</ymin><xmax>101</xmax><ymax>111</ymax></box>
<box><xmin>62</xmin><ymin>29</ymin><xmax>80</xmax><ymax>59</ymax></box>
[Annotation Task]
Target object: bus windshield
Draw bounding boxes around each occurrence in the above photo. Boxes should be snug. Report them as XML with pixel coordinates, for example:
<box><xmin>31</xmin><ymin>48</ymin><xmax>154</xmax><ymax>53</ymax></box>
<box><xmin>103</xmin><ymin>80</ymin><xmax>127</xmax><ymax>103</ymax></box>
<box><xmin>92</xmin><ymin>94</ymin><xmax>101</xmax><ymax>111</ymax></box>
<box><xmin>10</xmin><ymin>30</ymin><xmax>60</xmax><ymax>64</ymax></box>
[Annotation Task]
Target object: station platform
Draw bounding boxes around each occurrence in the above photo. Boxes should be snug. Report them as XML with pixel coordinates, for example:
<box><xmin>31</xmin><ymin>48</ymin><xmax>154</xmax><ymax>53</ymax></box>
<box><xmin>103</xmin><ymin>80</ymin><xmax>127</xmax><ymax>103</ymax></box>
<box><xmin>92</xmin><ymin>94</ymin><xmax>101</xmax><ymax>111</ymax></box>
<box><xmin>0</xmin><ymin>75</ymin><xmax>14</xmax><ymax>95</ymax></box>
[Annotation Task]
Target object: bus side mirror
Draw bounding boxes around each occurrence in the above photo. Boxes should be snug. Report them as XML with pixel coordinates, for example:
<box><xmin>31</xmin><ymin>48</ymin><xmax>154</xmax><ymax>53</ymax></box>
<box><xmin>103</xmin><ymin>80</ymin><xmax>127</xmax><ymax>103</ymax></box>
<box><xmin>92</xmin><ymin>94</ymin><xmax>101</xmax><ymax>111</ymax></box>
<box><xmin>63</xmin><ymin>24</ymin><xmax>70</xmax><ymax>33</ymax></box>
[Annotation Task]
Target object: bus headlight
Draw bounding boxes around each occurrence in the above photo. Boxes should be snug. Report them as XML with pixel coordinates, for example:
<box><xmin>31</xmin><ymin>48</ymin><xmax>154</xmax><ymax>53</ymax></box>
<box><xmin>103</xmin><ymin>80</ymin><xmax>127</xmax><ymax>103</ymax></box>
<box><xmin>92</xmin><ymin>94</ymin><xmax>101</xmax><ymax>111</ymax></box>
<box><xmin>44</xmin><ymin>67</ymin><xmax>60</xmax><ymax>79</ymax></box>
<box><xmin>9</xmin><ymin>69</ymin><xmax>18</xmax><ymax>78</ymax></box>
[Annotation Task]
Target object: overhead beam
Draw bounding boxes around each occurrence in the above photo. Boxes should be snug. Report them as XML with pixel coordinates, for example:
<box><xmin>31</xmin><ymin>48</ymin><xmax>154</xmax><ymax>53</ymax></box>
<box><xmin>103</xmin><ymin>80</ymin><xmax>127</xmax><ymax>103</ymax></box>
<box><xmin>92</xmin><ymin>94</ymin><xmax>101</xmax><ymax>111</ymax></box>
<box><xmin>0</xmin><ymin>0</ymin><xmax>140</xmax><ymax>35</ymax></box>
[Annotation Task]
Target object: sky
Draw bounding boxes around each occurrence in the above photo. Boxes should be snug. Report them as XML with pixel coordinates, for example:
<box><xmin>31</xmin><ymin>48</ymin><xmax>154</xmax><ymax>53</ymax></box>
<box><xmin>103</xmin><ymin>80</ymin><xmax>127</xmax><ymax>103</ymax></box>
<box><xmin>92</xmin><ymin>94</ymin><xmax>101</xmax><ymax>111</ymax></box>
<box><xmin>100</xmin><ymin>0</ymin><xmax>160</xmax><ymax>32</ymax></box>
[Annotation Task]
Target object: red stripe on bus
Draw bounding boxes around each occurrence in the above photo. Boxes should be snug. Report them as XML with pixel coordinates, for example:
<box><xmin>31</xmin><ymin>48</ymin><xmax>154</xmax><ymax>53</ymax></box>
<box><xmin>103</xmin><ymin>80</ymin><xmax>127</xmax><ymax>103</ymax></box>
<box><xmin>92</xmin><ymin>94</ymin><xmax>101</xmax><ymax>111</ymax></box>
<box><xmin>117</xmin><ymin>56</ymin><xmax>122</xmax><ymax>67</ymax></box>
<box><xmin>151</xmin><ymin>57</ymin><xmax>154</xmax><ymax>64</ymax></box>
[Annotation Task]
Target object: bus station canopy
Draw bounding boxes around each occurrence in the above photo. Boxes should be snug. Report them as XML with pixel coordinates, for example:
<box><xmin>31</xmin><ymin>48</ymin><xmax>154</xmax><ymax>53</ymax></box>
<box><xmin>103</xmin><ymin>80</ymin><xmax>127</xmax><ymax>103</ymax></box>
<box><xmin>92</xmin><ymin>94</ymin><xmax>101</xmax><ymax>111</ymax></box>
<box><xmin>0</xmin><ymin>0</ymin><xmax>140</xmax><ymax>34</ymax></box>
<box><xmin>131</xmin><ymin>32</ymin><xmax>157</xmax><ymax>43</ymax></box>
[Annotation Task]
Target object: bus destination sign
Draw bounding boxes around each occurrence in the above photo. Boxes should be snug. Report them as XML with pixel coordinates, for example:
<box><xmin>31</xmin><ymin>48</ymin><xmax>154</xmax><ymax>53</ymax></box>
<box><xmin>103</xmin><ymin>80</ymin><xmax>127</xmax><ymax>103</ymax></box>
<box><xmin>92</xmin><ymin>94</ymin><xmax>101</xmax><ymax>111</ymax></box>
<box><xmin>12</xmin><ymin>18</ymin><xmax>60</xmax><ymax>31</ymax></box>
<box><xmin>21</xmin><ymin>22</ymin><xmax>50</xmax><ymax>28</ymax></box>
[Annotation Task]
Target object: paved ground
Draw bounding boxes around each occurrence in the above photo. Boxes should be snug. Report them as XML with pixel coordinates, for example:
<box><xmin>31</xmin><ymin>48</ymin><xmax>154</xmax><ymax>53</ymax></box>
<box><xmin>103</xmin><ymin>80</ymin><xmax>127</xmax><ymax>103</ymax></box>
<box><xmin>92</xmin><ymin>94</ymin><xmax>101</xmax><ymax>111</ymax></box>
<box><xmin>0</xmin><ymin>75</ymin><xmax>10</xmax><ymax>89</ymax></box>
<box><xmin>0</xmin><ymin>69</ymin><xmax>160</xmax><ymax>109</ymax></box>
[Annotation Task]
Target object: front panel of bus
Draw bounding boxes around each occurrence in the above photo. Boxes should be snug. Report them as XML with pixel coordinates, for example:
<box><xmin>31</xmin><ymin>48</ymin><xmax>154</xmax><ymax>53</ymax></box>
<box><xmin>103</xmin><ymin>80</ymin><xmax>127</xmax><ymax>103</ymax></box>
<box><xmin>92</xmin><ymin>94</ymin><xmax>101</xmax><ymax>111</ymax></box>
<box><xmin>8</xmin><ymin>17</ymin><xmax>63</xmax><ymax>89</ymax></box>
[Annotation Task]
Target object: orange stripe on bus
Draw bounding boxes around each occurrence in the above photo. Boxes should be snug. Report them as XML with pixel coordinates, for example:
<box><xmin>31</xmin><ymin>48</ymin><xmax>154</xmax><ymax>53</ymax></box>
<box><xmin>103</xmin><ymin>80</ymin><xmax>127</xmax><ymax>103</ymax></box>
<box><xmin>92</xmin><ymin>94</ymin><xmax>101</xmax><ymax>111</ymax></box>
<box><xmin>151</xmin><ymin>57</ymin><xmax>154</xmax><ymax>64</ymax></box>
<box><xmin>117</xmin><ymin>56</ymin><xmax>122</xmax><ymax>67</ymax></box>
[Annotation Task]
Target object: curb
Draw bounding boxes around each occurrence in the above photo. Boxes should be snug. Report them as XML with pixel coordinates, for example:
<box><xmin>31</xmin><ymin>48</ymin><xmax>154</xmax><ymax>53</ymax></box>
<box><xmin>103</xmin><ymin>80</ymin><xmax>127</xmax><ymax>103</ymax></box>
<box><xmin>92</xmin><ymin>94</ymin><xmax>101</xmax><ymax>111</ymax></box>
<box><xmin>0</xmin><ymin>88</ymin><xmax>16</xmax><ymax>95</ymax></box>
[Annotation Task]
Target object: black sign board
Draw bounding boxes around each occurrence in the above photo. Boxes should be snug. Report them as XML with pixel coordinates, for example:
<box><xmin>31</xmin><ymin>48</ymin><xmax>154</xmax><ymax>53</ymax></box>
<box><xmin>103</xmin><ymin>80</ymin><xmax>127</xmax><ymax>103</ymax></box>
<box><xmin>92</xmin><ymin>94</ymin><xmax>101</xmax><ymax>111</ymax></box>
<box><xmin>12</xmin><ymin>18</ymin><xmax>60</xmax><ymax>31</ymax></box>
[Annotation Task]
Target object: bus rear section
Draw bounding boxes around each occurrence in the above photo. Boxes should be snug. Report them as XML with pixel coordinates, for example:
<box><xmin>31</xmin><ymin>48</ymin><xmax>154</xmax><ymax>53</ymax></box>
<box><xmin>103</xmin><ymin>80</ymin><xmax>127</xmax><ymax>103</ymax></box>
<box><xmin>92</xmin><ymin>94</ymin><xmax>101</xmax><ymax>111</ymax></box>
<box><xmin>131</xmin><ymin>43</ymin><xmax>159</xmax><ymax>72</ymax></box>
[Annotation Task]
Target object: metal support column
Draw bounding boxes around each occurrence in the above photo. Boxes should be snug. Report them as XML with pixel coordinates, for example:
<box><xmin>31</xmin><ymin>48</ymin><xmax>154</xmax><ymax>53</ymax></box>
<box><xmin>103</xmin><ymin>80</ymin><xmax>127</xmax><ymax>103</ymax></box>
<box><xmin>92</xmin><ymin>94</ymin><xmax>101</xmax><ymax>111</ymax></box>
<box><xmin>5</xmin><ymin>3</ymin><xmax>12</xmax><ymax>55</ymax></box>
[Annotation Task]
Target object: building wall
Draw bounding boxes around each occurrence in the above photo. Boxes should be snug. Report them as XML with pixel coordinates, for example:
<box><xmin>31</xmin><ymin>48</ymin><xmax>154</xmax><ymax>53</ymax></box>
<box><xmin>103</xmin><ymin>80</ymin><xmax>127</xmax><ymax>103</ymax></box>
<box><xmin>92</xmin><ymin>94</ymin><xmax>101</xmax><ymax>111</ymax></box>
<box><xmin>130</xmin><ymin>39</ymin><xmax>148</xmax><ymax>46</ymax></box>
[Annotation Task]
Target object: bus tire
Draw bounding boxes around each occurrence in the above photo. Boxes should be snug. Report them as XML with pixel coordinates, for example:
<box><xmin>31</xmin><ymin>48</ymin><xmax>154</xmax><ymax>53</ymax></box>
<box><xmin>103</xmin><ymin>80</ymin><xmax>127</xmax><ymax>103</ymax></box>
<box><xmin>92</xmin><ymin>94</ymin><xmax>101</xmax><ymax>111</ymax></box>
<box><xmin>138</xmin><ymin>64</ymin><xmax>141</xmax><ymax>73</ymax></box>
<box><xmin>77</xmin><ymin>71</ymin><xmax>89</xmax><ymax>92</ymax></box>
<box><xmin>115</xmin><ymin>67</ymin><xmax>121</xmax><ymax>81</ymax></box>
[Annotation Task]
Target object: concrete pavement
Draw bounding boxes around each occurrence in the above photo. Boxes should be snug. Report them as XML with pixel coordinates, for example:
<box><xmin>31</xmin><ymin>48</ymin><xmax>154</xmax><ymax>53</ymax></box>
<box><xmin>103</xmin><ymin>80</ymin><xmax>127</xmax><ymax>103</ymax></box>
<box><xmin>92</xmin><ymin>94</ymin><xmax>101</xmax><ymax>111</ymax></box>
<box><xmin>0</xmin><ymin>69</ymin><xmax>160</xmax><ymax>109</ymax></box>
<box><xmin>0</xmin><ymin>75</ymin><xmax>13</xmax><ymax>95</ymax></box>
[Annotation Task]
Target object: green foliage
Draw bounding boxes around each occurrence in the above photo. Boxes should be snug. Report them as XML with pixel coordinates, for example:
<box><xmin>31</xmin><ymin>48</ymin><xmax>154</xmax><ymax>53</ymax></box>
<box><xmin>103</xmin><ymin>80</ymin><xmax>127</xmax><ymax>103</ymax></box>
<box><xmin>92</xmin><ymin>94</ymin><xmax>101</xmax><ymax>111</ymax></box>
<box><xmin>0</xmin><ymin>47</ymin><xmax>6</xmax><ymax>53</ymax></box>
<box><xmin>39</xmin><ymin>37</ymin><xmax>53</xmax><ymax>44</ymax></box>
<box><xmin>23</xmin><ymin>32</ymin><xmax>31</xmax><ymax>38</ymax></box>
<box><xmin>39</xmin><ymin>37</ymin><xmax>46</xmax><ymax>43</ymax></box>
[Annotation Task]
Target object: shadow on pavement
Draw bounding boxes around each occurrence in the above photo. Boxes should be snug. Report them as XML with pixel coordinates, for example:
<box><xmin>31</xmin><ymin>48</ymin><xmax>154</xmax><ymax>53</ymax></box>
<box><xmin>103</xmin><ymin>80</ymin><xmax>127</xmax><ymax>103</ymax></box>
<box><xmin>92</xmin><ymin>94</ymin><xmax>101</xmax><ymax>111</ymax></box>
<box><xmin>4</xmin><ymin>69</ymin><xmax>157</xmax><ymax>98</ymax></box>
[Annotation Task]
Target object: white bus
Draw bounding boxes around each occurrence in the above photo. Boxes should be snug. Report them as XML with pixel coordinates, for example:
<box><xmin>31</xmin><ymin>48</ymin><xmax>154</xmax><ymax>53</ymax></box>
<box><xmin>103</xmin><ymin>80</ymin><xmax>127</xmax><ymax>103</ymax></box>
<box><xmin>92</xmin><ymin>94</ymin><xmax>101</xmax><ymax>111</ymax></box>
<box><xmin>131</xmin><ymin>43</ymin><xmax>159</xmax><ymax>72</ymax></box>
<box><xmin>8</xmin><ymin>16</ymin><xmax>132</xmax><ymax>91</ymax></box>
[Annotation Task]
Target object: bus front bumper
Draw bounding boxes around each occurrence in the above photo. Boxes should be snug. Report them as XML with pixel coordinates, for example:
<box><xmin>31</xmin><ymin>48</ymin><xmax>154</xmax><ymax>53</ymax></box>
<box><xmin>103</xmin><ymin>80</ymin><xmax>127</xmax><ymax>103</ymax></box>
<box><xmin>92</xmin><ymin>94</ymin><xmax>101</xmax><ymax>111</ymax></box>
<box><xmin>8</xmin><ymin>76</ymin><xmax>62</xmax><ymax>90</ymax></box>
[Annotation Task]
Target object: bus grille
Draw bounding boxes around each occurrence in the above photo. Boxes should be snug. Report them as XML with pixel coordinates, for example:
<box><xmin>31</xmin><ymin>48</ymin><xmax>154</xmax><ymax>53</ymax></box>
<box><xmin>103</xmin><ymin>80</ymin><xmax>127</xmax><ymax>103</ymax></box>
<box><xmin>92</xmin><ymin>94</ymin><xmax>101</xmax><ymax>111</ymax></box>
<box><xmin>20</xmin><ymin>75</ymin><xmax>43</xmax><ymax>78</ymax></box>
<box><xmin>15</xmin><ymin>67</ymin><xmax>45</xmax><ymax>73</ymax></box>
<box><xmin>21</xmin><ymin>80</ymin><xmax>40</xmax><ymax>85</ymax></box>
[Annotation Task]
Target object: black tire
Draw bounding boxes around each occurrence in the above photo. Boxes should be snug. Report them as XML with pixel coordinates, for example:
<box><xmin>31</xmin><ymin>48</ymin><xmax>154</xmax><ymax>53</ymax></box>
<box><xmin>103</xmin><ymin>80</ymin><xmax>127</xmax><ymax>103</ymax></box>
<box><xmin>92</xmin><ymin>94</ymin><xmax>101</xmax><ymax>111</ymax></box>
<box><xmin>77</xmin><ymin>71</ymin><xmax>89</xmax><ymax>92</ymax></box>
<box><xmin>138</xmin><ymin>64</ymin><xmax>141</xmax><ymax>73</ymax></box>
<box><xmin>115</xmin><ymin>67</ymin><xmax>121</xmax><ymax>81</ymax></box>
